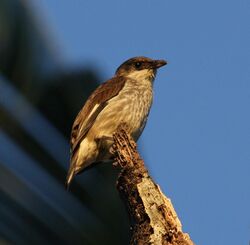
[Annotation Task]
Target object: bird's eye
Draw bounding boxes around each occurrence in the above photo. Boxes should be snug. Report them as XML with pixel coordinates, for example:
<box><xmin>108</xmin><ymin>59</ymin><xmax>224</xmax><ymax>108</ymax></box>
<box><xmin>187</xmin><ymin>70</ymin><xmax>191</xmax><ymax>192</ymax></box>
<box><xmin>135</xmin><ymin>62</ymin><xmax>142</xmax><ymax>69</ymax></box>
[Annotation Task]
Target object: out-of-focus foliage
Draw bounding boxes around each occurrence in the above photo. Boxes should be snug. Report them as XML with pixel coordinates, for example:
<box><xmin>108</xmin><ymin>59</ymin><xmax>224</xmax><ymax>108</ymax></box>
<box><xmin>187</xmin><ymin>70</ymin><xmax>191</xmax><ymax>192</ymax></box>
<box><xmin>0</xmin><ymin>0</ymin><xmax>129</xmax><ymax>244</ymax></box>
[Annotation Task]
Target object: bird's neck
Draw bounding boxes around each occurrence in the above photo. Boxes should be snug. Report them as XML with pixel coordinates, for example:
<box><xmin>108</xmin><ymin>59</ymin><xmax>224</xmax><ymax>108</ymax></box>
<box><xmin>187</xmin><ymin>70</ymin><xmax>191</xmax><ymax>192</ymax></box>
<box><xmin>125</xmin><ymin>70</ymin><xmax>155</xmax><ymax>86</ymax></box>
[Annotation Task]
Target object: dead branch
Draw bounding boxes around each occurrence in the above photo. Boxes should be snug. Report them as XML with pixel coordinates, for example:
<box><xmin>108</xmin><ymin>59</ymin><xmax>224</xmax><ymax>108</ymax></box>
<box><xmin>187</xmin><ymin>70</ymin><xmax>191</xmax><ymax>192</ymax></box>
<box><xmin>111</xmin><ymin>124</ymin><xmax>195</xmax><ymax>245</ymax></box>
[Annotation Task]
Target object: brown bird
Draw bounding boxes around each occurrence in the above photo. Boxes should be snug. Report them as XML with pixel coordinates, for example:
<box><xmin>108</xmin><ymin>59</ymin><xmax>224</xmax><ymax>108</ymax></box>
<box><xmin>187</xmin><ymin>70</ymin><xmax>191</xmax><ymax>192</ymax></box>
<box><xmin>66</xmin><ymin>56</ymin><xmax>167</xmax><ymax>188</ymax></box>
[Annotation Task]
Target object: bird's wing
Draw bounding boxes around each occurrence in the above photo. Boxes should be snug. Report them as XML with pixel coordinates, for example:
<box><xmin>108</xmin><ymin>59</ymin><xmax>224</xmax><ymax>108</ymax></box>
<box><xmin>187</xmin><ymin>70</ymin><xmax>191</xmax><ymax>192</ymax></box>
<box><xmin>70</xmin><ymin>76</ymin><xmax>126</xmax><ymax>157</ymax></box>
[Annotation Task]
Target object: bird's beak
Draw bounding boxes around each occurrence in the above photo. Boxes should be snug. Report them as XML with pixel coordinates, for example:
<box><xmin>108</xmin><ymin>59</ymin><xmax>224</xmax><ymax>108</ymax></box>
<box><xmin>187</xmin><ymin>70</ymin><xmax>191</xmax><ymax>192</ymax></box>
<box><xmin>152</xmin><ymin>59</ymin><xmax>167</xmax><ymax>69</ymax></box>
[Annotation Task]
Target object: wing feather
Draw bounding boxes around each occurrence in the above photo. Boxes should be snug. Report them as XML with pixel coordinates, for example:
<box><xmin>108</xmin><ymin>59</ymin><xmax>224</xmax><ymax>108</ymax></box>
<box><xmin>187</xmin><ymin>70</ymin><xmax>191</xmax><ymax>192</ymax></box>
<box><xmin>70</xmin><ymin>76</ymin><xmax>126</xmax><ymax>157</ymax></box>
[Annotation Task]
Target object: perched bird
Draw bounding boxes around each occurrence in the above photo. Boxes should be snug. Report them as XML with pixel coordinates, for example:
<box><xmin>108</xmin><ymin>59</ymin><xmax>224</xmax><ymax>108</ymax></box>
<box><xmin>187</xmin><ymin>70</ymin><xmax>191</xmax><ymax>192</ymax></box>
<box><xmin>66</xmin><ymin>56</ymin><xmax>167</xmax><ymax>188</ymax></box>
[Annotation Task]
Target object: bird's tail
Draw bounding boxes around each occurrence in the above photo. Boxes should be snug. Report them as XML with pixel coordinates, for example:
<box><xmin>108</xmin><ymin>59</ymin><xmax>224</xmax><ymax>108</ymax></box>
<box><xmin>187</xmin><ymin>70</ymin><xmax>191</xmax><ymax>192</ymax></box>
<box><xmin>65</xmin><ymin>168</ymin><xmax>75</xmax><ymax>190</ymax></box>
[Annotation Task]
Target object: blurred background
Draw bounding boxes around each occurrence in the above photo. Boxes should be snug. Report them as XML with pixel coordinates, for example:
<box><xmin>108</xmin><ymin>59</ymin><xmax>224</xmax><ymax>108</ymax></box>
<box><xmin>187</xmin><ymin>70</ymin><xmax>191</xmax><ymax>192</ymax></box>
<box><xmin>0</xmin><ymin>0</ymin><xmax>249</xmax><ymax>244</ymax></box>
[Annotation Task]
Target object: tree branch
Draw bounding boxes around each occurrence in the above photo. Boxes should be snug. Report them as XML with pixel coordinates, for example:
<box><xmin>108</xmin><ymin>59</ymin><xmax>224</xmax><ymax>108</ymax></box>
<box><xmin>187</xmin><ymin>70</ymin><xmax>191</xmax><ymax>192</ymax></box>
<box><xmin>111</xmin><ymin>124</ymin><xmax>195</xmax><ymax>245</ymax></box>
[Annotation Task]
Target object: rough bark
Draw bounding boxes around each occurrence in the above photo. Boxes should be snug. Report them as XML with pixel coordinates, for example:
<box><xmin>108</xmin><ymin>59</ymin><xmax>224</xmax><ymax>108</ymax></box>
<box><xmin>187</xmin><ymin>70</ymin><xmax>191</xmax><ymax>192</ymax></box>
<box><xmin>111</xmin><ymin>124</ymin><xmax>195</xmax><ymax>245</ymax></box>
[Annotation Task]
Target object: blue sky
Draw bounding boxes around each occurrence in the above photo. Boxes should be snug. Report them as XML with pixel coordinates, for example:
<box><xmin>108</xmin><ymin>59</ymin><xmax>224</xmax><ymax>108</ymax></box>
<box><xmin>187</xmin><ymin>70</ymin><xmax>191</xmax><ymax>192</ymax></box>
<box><xmin>31</xmin><ymin>0</ymin><xmax>250</xmax><ymax>244</ymax></box>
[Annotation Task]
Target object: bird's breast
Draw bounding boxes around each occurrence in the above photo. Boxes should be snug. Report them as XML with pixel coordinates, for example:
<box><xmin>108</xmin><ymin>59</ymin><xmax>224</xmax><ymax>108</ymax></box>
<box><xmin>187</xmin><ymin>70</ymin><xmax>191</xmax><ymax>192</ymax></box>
<box><xmin>92</xmin><ymin>78</ymin><xmax>153</xmax><ymax>141</ymax></box>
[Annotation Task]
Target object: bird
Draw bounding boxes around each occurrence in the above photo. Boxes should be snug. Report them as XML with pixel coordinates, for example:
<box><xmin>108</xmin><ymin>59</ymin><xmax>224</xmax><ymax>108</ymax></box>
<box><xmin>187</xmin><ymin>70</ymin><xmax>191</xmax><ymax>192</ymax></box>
<box><xmin>66</xmin><ymin>56</ymin><xmax>167</xmax><ymax>188</ymax></box>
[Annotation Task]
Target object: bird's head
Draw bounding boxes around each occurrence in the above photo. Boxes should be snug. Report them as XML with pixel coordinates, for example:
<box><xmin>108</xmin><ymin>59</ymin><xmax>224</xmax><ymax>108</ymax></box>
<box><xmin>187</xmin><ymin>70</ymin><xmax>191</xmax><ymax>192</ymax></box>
<box><xmin>115</xmin><ymin>56</ymin><xmax>167</xmax><ymax>81</ymax></box>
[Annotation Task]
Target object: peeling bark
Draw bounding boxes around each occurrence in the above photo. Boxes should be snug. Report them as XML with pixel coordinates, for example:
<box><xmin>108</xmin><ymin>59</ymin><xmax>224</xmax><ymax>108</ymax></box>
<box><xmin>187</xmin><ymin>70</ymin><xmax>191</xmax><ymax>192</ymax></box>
<box><xmin>111</xmin><ymin>124</ymin><xmax>195</xmax><ymax>245</ymax></box>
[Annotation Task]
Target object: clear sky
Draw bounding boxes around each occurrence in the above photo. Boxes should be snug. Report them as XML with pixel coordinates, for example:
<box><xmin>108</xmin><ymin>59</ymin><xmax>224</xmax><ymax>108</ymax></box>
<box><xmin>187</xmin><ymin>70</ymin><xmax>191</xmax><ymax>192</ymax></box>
<box><xmin>31</xmin><ymin>0</ymin><xmax>250</xmax><ymax>244</ymax></box>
